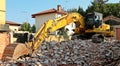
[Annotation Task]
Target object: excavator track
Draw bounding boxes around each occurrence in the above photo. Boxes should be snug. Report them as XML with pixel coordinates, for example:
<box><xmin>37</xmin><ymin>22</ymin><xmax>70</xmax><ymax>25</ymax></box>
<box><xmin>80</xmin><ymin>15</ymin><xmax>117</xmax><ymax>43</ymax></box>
<box><xmin>92</xmin><ymin>34</ymin><xmax>104</xmax><ymax>43</ymax></box>
<box><xmin>2</xmin><ymin>43</ymin><xmax>30</xmax><ymax>61</ymax></box>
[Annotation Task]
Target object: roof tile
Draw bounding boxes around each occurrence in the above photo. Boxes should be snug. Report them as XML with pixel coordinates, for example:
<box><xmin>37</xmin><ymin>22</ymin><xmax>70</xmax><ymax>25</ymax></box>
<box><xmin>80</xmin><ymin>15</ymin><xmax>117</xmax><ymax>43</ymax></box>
<box><xmin>103</xmin><ymin>15</ymin><xmax>120</xmax><ymax>22</ymax></box>
<box><xmin>32</xmin><ymin>6</ymin><xmax>67</xmax><ymax>18</ymax></box>
<box><xmin>6</xmin><ymin>21</ymin><xmax>21</xmax><ymax>26</ymax></box>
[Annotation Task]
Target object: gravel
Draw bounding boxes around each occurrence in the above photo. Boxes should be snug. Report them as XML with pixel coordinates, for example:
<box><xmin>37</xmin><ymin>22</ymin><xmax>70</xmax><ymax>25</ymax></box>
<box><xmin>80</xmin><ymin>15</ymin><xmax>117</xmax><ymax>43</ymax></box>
<box><xmin>32</xmin><ymin>39</ymin><xmax>120</xmax><ymax>66</ymax></box>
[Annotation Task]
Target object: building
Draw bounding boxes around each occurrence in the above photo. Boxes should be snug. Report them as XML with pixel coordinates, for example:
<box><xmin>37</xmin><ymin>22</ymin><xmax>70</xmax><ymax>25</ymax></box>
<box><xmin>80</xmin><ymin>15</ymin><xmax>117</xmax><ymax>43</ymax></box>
<box><xmin>0</xmin><ymin>0</ymin><xmax>6</xmax><ymax>24</ymax></box>
<box><xmin>5</xmin><ymin>21</ymin><xmax>21</xmax><ymax>43</ymax></box>
<box><xmin>103</xmin><ymin>15</ymin><xmax>120</xmax><ymax>40</ymax></box>
<box><xmin>6</xmin><ymin>21</ymin><xmax>21</xmax><ymax>31</ymax></box>
<box><xmin>103</xmin><ymin>15</ymin><xmax>120</xmax><ymax>26</ymax></box>
<box><xmin>32</xmin><ymin>5</ymin><xmax>66</xmax><ymax>31</ymax></box>
<box><xmin>0</xmin><ymin>0</ymin><xmax>9</xmax><ymax>59</ymax></box>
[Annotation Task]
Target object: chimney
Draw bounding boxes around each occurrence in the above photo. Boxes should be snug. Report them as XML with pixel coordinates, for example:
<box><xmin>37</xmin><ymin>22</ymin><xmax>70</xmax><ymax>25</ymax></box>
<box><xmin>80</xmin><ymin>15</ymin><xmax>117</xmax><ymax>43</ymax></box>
<box><xmin>57</xmin><ymin>5</ymin><xmax>62</xmax><ymax>12</ymax></box>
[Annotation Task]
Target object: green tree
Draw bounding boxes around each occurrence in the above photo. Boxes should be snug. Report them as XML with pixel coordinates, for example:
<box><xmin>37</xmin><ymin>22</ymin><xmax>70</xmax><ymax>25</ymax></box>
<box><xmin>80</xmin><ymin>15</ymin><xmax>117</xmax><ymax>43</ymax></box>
<box><xmin>67</xmin><ymin>7</ymin><xmax>85</xmax><ymax>17</ymax></box>
<box><xmin>57</xmin><ymin>27</ymin><xmax>69</xmax><ymax>41</ymax></box>
<box><xmin>67</xmin><ymin>8</ymin><xmax>78</xmax><ymax>13</ymax></box>
<box><xmin>31</xmin><ymin>24</ymin><xmax>36</xmax><ymax>33</ymax></box>
<box><xmin>108</xmin><ymin>3</ymin><xmax>120</xmax><ymax>18</ymax></box>
<box><xmin>21</xmin><ymin>22</ymin><xmax>31</xmax><ymax>32</ymax></box>
<box><xmin>86</xmin><ymin>0</ymin><xmax>108</xmax><ymax>13</ymax></box>
<box><xmin>86</xmin><ymin>0</ymin><xmax>120</xmax><ymax>18</ymax></box>
<box><xmin>78</xmin><ymin>6</ymin><xmax>85</xmax><ymax>16</ymax></box>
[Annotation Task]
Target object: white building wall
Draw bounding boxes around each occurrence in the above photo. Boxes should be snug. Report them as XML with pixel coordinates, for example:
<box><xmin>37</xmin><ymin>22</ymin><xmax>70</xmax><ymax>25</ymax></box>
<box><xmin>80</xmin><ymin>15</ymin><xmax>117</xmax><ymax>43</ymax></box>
<box><xmin>9</xmin><ymin>25</ymin><xmax>21</xmax><ymax>43</ymax></box>
<box><xmin>9</xmin><ymin>25</ymin><xmax>21</xmax><ymax>31</ymax></box>
<box><xmin>35</xmin><ymin>13</ymin><xmax>62</xmax><ymax>32</ymax></box>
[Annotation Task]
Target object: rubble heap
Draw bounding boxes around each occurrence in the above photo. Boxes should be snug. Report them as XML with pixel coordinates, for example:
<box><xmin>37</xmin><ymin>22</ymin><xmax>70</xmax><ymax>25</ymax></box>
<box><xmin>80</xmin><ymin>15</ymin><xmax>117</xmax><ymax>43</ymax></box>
<box><xmin>34</xmin><ymin>39</ymin><xmax>120</xmax><ymax>66</ymax></box>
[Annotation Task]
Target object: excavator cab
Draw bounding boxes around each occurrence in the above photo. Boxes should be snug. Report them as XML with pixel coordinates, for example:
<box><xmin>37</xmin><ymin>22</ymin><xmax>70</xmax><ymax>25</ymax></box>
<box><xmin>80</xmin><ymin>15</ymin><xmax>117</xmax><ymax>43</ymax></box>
<box><xmin>85</xmin><ymin>12</ymin><xmax>102</xmax><ymax>29</ymax></box>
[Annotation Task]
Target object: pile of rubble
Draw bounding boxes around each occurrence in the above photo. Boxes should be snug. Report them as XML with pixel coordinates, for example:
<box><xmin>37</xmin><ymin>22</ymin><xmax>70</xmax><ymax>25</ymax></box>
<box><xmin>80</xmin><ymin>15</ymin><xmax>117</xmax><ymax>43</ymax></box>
<box><xmin>33</xmin><ymin>39</ymin><xmax>120</xmax><ymax>66</ymax></box>
<box><xmin>1</xmin><ymin>39</ymin><xmax>120</xmax><ymax>66</ymax></box>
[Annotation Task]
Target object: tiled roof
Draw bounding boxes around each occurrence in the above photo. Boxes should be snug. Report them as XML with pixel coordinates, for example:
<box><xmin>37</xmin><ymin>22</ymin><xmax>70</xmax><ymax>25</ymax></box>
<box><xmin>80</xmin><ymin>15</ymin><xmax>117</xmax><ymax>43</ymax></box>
<box><xmin>6</xmin><ymin>21</ymin><xmax>21</xmax><ymax>26</ymax></box>
<box><xmin>103</xmin><ymin>15</ymin><xmax>120</xmax><ymax>22</ymax></box>
<box><xmin>32</xmin><ymin>6</ymin><xmax>67</xmax><ymax>18</ymax></box>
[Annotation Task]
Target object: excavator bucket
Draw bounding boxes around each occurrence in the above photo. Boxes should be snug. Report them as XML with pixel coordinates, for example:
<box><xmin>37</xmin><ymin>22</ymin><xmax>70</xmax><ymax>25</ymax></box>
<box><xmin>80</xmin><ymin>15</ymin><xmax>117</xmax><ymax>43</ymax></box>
<box><xmin>2</xmin><ymin>43</ymin><xmax>30</xmax><ymax>61</ymax></box>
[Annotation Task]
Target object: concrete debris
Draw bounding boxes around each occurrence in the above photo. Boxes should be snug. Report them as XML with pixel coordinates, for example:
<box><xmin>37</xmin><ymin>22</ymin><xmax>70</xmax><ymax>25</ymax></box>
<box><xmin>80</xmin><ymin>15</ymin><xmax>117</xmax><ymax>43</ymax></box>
<box><xmin>33</xmin><ymin>39</ymin><xmax>120</xmax><ymax>66</ymax></box>
<box><xmin>0</xmin><ymin>39</ymin><xmax>120</xmax><ymax>66</ymax></box>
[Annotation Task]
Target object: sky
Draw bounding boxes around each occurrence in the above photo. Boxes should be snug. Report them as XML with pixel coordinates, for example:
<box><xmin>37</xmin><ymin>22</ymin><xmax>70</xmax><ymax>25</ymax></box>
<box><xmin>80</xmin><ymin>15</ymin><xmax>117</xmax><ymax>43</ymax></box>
<box><xmin>6</xmin><ymin>0</ymin><xmax>120</xmax><ymax>25</ymax></box>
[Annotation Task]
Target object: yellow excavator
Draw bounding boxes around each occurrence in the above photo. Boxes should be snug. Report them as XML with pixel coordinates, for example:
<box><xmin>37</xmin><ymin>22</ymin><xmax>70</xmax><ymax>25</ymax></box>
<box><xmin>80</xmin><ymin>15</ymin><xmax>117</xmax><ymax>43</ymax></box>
<box><xmin>2</xmin><ymin>12</ymin><xmax>113</xmax><ymax>61</ymax></box>
<box><xmin>0</xmin><ymin>0</ymin><xmax>114</xmax><ymax>62</ymax></box>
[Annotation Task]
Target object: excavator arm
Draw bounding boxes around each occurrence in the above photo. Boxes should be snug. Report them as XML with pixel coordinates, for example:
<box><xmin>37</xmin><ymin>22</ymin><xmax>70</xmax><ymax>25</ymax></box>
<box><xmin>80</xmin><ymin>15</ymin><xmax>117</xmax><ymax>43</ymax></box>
<box><xmin>28</xmin><ymin>13</ymin><xmax>85</xmax><ymax>51</ymax></box>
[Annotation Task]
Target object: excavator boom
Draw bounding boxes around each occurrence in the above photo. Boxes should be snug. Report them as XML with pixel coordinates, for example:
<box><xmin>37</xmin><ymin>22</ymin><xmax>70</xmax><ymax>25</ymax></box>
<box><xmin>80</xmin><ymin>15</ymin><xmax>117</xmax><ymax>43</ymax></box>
<box><xmin>28</xmin><ymin>13</ymin><xmax>84</xmax><ymax>51</ymax></box>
